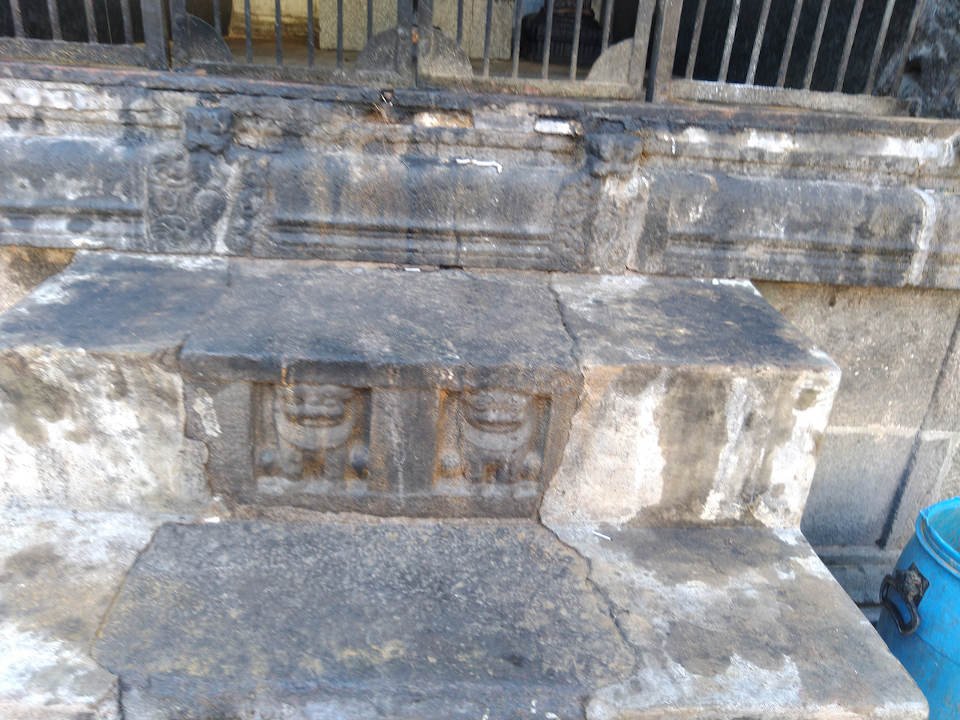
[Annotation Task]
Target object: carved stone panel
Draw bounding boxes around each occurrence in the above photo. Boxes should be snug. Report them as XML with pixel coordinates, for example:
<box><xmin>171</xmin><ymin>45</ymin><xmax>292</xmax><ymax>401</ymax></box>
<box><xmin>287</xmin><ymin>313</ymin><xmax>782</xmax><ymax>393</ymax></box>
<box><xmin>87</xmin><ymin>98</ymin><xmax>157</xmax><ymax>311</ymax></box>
<box><xmin>435</xmin><ymin>389</ymin><xmax>548</xmax><ymax>496</ymax></box>
<box><xmin>254</xmin><ymin>383</ymin><xmax>371</xmax><ymax>497</ymax></box>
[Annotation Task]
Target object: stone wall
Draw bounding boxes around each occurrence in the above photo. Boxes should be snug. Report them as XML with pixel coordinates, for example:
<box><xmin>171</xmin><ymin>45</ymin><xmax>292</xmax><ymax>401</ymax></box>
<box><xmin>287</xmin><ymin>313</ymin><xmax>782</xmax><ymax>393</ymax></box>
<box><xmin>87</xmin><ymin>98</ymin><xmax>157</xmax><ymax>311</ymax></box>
<box><xmin>758</xmin><ymin>281</ymin><xmax>960</xmax><ymax>606</ymax></box>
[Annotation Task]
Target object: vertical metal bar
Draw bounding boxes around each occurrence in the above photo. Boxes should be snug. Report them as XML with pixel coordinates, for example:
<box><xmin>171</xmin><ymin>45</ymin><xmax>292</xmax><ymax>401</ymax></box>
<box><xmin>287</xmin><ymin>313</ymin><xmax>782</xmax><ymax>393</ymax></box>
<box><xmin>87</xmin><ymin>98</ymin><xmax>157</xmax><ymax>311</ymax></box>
<box><xmin>833</xmin><ymin>0</ymin><xmax>863</xmax><ymax>91</ymax></box>
<box><xmin>628</xmin><ymin>0</ymin><xmax>655</xmax><ymax>87</ymax></box>
<box><xmin>776</xmin><ymin>0</ymin><xmax>803</xmax><ymax>86</ymax></box>
<box><xmin>367</xmin><ymin>0</ymin><xmax>374</xmax><ymax>40</ymax></box>
<box><xmin>685</xmin><ymin>0</ymin><xmax>707</xmax><ymax>79</ymax></box>
<box><xmin>746</xmin><ymin>0</ymin><xmax>772</xmax><ymax>84</ymax></box>
<box><xmin>803</xmin><ymin>0</ymin><xmax>831</xmax><ymax>89</ymax></box>
<box><xmin>46</xmin><ymin>0</ymin><xmax>62</xmax><ymax>40</ymax></box>
<box><xmin>83</xmin><ymin>0</ymin><xmax>98</xmax><ymax>41</ymax></box>
<box><xmin>142</xmin><ymin>0</ymin><xmax>169</xmax><ymax>68</ymax></box>
<box><xmin>211</xmin><ymin>0</ymin><xmax>222</xmax><ymax>36</ymax></box>
<box><xmin>9</xmin><ymin>0</ymin><xmax>24</xmax><ymax>37</ymax></box>
<box><xmin>120</xmin><ymin>0</ymin><xmax>133</xmax><ymax>42</ymax></box>
<box><xmin>511</xmin><ymin>0</ymin><xmax>523</xmax><ymax>77</ymax></box>
<box><xmin>601</xmin><ymin>0</ymin><xmax>613</xmax><ymax>51</ymax></box>
<box><xmin>652</xmin><ymin>0</ymin><xmax>684</xmax><ymax>100</ymax></box>
<box><xmin>482</xmin><ymin>0</ymin><xmax>494</xmax><ymax>76</ymax></box>
<box><xmin>718</xmin><ymin>0</ymin><xmax>742</xmax><ymax>81</ymax></box>
<box><xmin>169</xmin><ymin>0</ymin><xmax>189</xmax><ymax>64</ymax></box>
<box><xmin>244</xmin><ymin>0</ymin><xmax>253</xmax><ymax>62</ymax></box>
<box><xmin>865</xmin><ymin>0</ymin><xmax>896</xmax><ymax>94</ymax></box>
<box><xmin>569</xmin><ymin>0</ymin><xmax>585</xmax><ymax>80</ymax></box>
<box><xmin>307</xmin><ymin>0</ymin><xmax>315</xmax><ymax>66</ymax></box>
<box><xmin>456</xmin><ymin>0</ymin><xmax>464</xmax><ymax>45</ymax></box>
<box><xmin>274</xmin><ymin>0</ymin><xmax>283</xmax><ymax>65</ymax></box>
<box><xmin>541</xmin><ymin>0</ymin><xmax>555</xmax><ymax>79</ymax></box>
<box><xmin>336</xmin><ymin>0</ymin><xmax>344</xmax><ymax>69</ymax></box>
<box><xmin>893</xmin><ymin>0</ymin><xmax>927</xmax><ymax>93</ymax></box>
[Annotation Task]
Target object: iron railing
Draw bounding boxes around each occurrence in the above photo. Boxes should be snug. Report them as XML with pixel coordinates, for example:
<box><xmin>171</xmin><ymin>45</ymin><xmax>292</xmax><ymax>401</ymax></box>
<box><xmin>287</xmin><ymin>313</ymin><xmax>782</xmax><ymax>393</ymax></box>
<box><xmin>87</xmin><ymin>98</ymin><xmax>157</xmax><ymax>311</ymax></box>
<box><xmin>0</xmin><ymin>0</ymin><xmax>929</xmax><ymax>111</ymax></box>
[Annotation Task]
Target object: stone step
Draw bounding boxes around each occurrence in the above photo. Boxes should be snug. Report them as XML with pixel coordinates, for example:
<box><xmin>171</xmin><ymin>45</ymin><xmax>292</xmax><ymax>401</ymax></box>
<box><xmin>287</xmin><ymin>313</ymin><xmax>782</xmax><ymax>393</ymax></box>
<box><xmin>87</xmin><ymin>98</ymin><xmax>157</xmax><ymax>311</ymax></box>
<box><xmin>0</xmin><ymin>252</ymin><xmax>839</xmax><ymax>525</ymax></box>
<box><xmin>84</xmin><ymin>517</ymin><xmax>926</xmax><ymax>720</ymax></box>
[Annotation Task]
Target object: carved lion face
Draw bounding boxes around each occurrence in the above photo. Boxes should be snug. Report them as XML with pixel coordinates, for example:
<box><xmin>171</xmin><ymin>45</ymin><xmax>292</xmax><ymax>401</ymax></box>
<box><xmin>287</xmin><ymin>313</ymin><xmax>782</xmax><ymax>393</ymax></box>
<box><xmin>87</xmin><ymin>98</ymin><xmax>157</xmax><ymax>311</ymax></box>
<box><xmin>462</xmin><ymin>390</ymin><xmax>531</xmax><ymax>434</ymax></box>
<box><xmin>281</xmin><ymin>384</ymin><xmax>354</xmax><ymax>427</ymax></box>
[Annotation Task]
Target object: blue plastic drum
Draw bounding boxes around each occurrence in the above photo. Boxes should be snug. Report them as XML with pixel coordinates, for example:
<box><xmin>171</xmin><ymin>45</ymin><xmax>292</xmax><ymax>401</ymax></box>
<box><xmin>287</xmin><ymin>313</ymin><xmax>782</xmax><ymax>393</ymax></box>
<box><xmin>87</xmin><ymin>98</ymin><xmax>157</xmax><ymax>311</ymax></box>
<box><xmin>878</xmin><ymin>496</ymin><xmax>960</xmax><ymax>719</ymax></box>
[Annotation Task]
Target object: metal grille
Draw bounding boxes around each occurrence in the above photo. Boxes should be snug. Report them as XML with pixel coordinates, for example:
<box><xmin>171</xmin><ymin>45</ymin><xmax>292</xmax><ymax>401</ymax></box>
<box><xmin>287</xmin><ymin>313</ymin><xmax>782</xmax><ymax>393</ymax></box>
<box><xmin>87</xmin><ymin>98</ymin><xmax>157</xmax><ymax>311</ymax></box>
<box><xmin>0</xmin><ymin>0</ymin><xmax>933</xmax><ymax>111</ymax></box>
<box><xmin>666</xmin><ymin>0</ymin><xmax>926</xmax><ymax>101</ymax></box>
<box><xmin>160</xmin><ymin>1</ymin><xmax>664</xmax><ymax>97</ymax></box>
<box><xmin>0</xmin><ymin>0</ymin><xmax>165</xmax><ymax>68</ymax></box>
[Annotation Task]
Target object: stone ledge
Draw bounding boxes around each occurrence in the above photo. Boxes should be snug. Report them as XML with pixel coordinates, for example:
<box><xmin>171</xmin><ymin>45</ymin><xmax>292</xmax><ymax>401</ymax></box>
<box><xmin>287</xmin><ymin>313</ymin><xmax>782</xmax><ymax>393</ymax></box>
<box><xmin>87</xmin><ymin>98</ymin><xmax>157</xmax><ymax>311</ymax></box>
<box><xmin>0</xmin><ymin>254</ymin><xmax>838</xmax><ymax>522</ymax></box>
<box><xmin>90</xmin><ymin>518</ymin><xmax>927</xmax><ymax>720</ymax></box>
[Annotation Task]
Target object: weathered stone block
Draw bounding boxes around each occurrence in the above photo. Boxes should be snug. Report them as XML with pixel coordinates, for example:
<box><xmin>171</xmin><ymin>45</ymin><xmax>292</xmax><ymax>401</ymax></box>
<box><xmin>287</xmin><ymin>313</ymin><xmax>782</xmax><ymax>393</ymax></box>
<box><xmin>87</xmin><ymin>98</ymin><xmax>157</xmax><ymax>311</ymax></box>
<box><xmin>757</xmin><ymin>281</ymin><xmax>960</xmax><ymax>428</ymax></box>
<box><xmin>0</xmin><ymin>253</ymin><xmax>227</xmax><ymax>512</ymax></box>
<box><xmin>636</xmin><ymin>172</ymin><xmax>927</xmax><ymax>287</ymax></box>
<box><xmin>800</xmin><ymin>429</ymin><xmax>915</xmax><ymax>547</ymax></box>
<box><xmin>0</xmin><ymin>247</ymin><xmax>73</xmax><ymax>313</ymax></box>
<box><xmin>547</xmin><ymin>524</ymin><xmax>927</xmax><ymax>720</ymax></box>
<box><xmin>542</xmin><ymin>276</ymin><xmax>840</xmax><ymax>528</ymax></box>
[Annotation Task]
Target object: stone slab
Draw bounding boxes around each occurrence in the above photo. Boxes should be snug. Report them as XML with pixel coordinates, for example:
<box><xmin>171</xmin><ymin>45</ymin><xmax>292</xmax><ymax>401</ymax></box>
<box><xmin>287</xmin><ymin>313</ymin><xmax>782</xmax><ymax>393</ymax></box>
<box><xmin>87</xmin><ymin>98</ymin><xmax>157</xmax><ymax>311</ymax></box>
<box><xmin>0</xmin><ymin>251</ymin><xmax>229</xmax><ymax>356</ymax></box>
<box><xmin>636</xmin><ymin>172</ymin><xmax>928</xmax><ymax>288</ymax></box>
<box><xmin>94</xmin><ymin>519</ymin><xmax>635</xmax><ymax>719</ymax></box>
<box><xmin>543</xmin><ymin>275</ymin><xmax>840</xmax><ymax>528</ymax></box>
<box><xmin>181</xmin><ymin>262</ymin><xmax>577</xmax><ymax>391</ymax></box>
<box><xmin>94</xmin><ymin>518</ymin><xmax>926</xmax><ymax>719</ymax></box>
<box><xmin>0</xmin><ymin>510</ymin><xmax>164</xmax><ymax>720</ymax></box>
<box><xmin>547</xmin><ymin>523</ymin><xmax>928</xmax><ymax>720</ymax></box>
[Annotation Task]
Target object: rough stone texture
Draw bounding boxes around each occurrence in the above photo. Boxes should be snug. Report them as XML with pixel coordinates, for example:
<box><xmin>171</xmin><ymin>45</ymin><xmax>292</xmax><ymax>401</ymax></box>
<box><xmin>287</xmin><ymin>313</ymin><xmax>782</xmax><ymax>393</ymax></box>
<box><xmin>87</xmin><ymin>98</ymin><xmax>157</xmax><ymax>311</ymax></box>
<box><xmin>542</xmin><ymin>276</ymin><xmax>840</xmax><ymax>528</ymax></box>
<box><xmin>0</xmin><ymin>253</ymin><xmax>225</xmax><ymax>512</ymax></box>
<box><xmin>0</xmin><ymin>510</ymin><xmax>163</xmax><ymax>720</ymax></box>
<box><xmin>800</xmin><ymin>430</ymin><xmax>915</xmax><ymax>547</ymax></box>
<box><xmin>95</xmin><ymin>519</ymin><xmax>635</xmax><ymax>720</ymax></box>
<box><xmin>545</xmin><ymin>523</ymin><xmax>928</xmax><ymax>720</ymax></box>
<box><xmin>0</xmin><ymin>71</ymin><xmax>958</xmax><ymax>287</ymax></box>
<box><xmin>94</xmin><ymin>519</ymin><xmax>927</xmax><ymax>720</ymax></box>
<box><xmin>0</xmin><ymin>247</ymin><xmax>73</xmax><ymax>314</ymax></box>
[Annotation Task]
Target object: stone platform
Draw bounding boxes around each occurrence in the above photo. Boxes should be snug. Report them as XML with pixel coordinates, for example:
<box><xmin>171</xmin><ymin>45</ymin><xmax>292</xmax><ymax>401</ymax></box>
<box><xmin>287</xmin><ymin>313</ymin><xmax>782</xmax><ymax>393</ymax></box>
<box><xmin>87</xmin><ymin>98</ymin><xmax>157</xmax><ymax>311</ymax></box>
<box><xmin>87</xmin><ymin>518</ymin><xmax>926</xmax><ymax>720</ymax></box>
<box><xmin>0</xmin><ymin>253</ymin><xmax>838</xmax><ymax>525</ymax></box>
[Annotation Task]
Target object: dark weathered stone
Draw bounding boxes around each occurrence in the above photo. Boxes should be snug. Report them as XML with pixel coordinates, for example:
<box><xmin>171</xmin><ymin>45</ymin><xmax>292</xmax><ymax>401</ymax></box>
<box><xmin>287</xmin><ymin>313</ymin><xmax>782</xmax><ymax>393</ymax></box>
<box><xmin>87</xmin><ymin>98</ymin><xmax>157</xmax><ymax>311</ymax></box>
<box><xmin>543</xmin><ymin>275</ymin><xmax>840</xmax><ymax>528</ymax></box>
<box><xmin>899</xmin><ymin>0</ymin><xmax>960</xmax><ymax>118</ymax></box>
<box><xmin>637</xmin><ymin>172</ymin><xmax>927</xmax><ymax>287</ymax></box>
<box><xmin>0</xmin><ymin>74</ymin><xmax>957</xmax><ymax>287</ymax></box>
<box><xmin>95</xmin><ymin>519</ymin><xmax>635</xmax><ymax>720</ymax></box>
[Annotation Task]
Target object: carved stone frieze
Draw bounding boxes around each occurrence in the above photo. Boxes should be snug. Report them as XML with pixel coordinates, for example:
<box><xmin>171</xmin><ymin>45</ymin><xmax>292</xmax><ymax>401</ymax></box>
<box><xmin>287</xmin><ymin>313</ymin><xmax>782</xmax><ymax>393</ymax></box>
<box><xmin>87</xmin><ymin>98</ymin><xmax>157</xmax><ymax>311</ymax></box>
<box><xmin>145</xmin><ymin>107</ymin><xmax>269</xmax><ymax>254</ymax></box>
